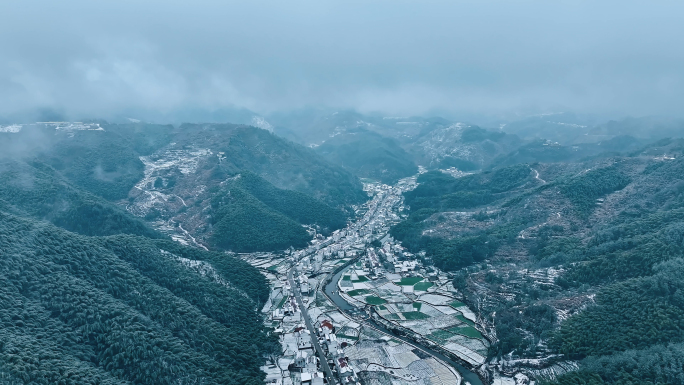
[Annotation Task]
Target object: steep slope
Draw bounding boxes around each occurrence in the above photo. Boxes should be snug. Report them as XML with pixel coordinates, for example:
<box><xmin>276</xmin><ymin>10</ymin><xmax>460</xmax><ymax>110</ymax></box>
<box><xmin>500</xmin><ymin>112</ymin><xmax>601</xmax><ymax>144</ymax></box>
<box><xmin>170</xmin><ymin>123</ymin><xmax>366</xmax><ymax>208</ymax></box>
<box><xmin>0</xmin><ymin>211</ymin><xmax>274</xmax><ymax>385</ymax></box>
<box><xmin>233</xmin><ymin>171</ymin><xmax>346</xmax><ymax>230</ymax></box>
<box><xmin>403</xmin><ymin>164</ymin><xmax>536</xmax><ymax>212</ymax></box>
<box><xmin>36</xmin><ymin>123</ymin><xmax>172</xmax><ymax>201</ymax></box>
<box><xmin>590</xmin><ymin>116</ymin><xmax>684</xmax><ymax>142</ymax></box>
<box><xmin>208</xmin><ymin>172</ymin><xmax>347</xmax><ymax>252</ymax></box>
<box><xmin>269</xmin><ymin>109</ymin><xmax>371</xmax><ymax>145</ymax></box>
<box><xmin>126</xmin><ymin>146</ymin><xmax>352</xmax><ymax>251</ymax></box>
<box><xmin>0</xmin><ymin>158</ymin><xmax>160</xmax><ymax>238</ymax></box>
<box><xmin>390</xmin><ymin>139</ymin><xmax>684</xmax><ymax>384</ymax></box>
<box><xmin>2</xmin><ymin>122</ymin><xmax>364</xmax><ymax>252</ymax></box>
<box><xmin>501</xmin><ymin>114</ymin><xmax>684</xmax><ymax>146</ymax></box>
<box><xmin>410</xmin><ymin>124</ymin><xmax>524</xmax><ymax>170</ymax></box>
<box><xmin>209</xmin><ymin>185</ymin><xmax>311</xmax><ymax>252</ymax></box>
<box><xmin>315</xmin><ymin>129</ymin><xmax>418</xmax><ymax>184</ymax></box>
<box><xmin>487</xmin><ymin>135</ymin><xmax>646</xmax><ymax>168</ymax></box>
<box><xmin>392</xmin><ymin>164</ymin><xmax>539</xmax><ymax>270</ymax></box>
<box><xmin>270</xmin><ymin>109</ymin><xmax>531</xmax><ymax>173</ymax></box>
<box><xmin>2</xmin><ymin>122</ymin><xmax>365</xmax><ymax>208</ymax></box>
<box><xmin>269</xmin><ymin>109</ymin><xmax>451</xmax><ymax>152</ymax></box>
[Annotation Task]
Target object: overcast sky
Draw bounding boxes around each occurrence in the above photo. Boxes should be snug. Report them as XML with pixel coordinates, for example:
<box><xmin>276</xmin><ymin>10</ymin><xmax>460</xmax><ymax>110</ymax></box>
<box><xmin>1</xmin><ymin>0</ymin><xmax>683</xmax><ymax>121</ymax></box>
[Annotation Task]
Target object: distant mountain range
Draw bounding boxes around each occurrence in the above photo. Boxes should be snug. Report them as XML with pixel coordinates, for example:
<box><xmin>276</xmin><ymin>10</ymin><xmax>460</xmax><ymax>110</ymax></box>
<box><xmin>3</xmin><ymin>111</ymin><xmax>684</xmax><ymax>384</ymax></box>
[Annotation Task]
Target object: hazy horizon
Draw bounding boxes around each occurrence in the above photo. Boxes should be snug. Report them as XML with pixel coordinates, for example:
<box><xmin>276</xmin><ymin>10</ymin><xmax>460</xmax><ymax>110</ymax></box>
<box><xmin>2</xmin><ymin>1</ymin><xmax>683</xmax><ymax>123</ymax></box>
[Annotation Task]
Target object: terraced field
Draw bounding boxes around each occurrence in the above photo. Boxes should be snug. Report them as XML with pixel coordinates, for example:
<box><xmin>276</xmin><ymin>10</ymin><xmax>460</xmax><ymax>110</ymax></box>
<box><xmin>337</xmin><ymin>263</ymin><xmax>490</xmax><ymax>366</ymax></box>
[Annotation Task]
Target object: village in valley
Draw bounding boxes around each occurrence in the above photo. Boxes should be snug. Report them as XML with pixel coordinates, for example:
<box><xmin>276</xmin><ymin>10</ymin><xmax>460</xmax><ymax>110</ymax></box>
<box><xmin>242</xmin><ymin>174</ymin><xmax>496</xmax><ymax>385</ymax></box>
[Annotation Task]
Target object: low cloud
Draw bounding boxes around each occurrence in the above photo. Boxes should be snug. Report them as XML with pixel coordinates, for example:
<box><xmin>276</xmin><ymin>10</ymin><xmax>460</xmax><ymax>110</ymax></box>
<box><xmin>1</xmin><ymin>0</ymin><xmax>683</xmax><ymax>121</ymax></box>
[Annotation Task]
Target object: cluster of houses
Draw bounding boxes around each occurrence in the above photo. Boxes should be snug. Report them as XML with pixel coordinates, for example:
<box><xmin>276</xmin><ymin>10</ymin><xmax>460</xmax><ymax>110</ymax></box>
<box><xmin>365</xmin><ymin>240</ymin><xmax>420</xmax><ymax>276</ymax></box>
<box><xmin>268</xmin><ymin>283</ymin><xmax>361</xmax><ymax>384</ymax></box>
<box><xmin>267</xmin><ymin>276</ymin><xmax>324</xmax><ymax>385</ymax></box>
<box><xmin>290</xmin><ymin>326</ymin><xmax>325</xmax><ymax>385</ymax></box>
<box><xmin>258</xmin><ymin>177</ymin><xmax>420</xmax><ymax>385</ymax></box>
<box><xmin>316</xmin><ymin>319</ymin><xmax>359</xmax><ymax>384</ymax></box>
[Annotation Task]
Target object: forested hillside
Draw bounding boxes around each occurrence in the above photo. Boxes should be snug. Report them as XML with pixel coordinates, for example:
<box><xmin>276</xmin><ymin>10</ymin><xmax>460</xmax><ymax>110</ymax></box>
<box><xmin>404</xmin><ymin>164</ymin><xmax>534</xmax><ymax>211</ymax></box>
<box><xmin>391</xmin><ymin>164</ymin><xmax>536</xmax><ymax>270</ymax></box>
<box><xmin>545</xmin><ymin>145</ymin><xmax>684</xmax><ymax>384</ymax></box>
<box><xmin>13</xmin><ymin>116</ymin><xmax>684</xmax><ymax>384</ymax></box>
<box><xmin>410</xmin><ymin>125</ymin><xmax>524</xmax><ymax>170</ymax></box>
<box><xmin>2</xmin><ymin>122</ymin><xmax>365</xmax><ymax>253</ymax></box>
<box><xmin>209</xmin><ymin>172</ymin><xmax>347</xmax><ymax>252</ymax></box>
<box><xmin>0</xmin><ymin>122</ymin><xmax>362</xmax><ymax>382</ymax></box>
<box><xmin>315</xmin><ymin>129</ymin><xmax>418</xmax><ymax>184</ymax></box>
<box><xmin>0</xmin><ymin>123</ymin><xmax>175</xmax><ymax>201</ymax></box>
<box><xmin>268</xmin><ymin>109</ymin><xmax>442</xmax><ymax>147</ymax></box>
<box><xmin>173</xmin><ymin>123</ymin><xmax>366</xmax><ymax>208</ymax></box>
<box><xmin>390</xmin><ymin>138</ymin><xmax>684</xmax><ymax>384</ymax></box>
<box><xmin>0</xmin><ymin>159</ymin><xmax>160</xmax><ymax>238</ymax></box>
<box><xmin>487</xmin><ymin>135</ymin><xmax>645</xmax><ymax>169</ymax></box>
<box><xmin>0</xmin><ymin>212</ymin><xmax>274</xmax><ymax>385</ymax></box>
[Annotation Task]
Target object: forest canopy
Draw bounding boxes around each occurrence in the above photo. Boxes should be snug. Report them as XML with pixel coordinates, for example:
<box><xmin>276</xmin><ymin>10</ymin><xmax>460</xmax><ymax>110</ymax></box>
<box><xmin>0</xmin><ymin>212</ymin><xmax>274</xmax><ymax>385</ymax></box>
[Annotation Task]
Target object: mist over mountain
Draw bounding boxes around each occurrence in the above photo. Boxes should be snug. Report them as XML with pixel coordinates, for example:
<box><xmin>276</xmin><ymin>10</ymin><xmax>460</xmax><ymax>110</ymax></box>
<box><xmin>4</xmin><ymin>108</ymin><xmax>684</xmax><ymax>385</ymax></box>
<box><xmin>2</xmin><ymin>1</ymin><xmax>684</xmax><ymax>120</ymax></box>
<box><xmin>3</xmin><ymin>1</ymin><xmax>684</xmax><ymax>385</ymax></box>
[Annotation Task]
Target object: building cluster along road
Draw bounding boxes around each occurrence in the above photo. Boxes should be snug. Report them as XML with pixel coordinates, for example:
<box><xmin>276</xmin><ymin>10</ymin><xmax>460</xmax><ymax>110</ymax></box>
<box><xmin>288</xmin><ymin>267</ymin><xmax>338</xmax><ymax>384</ymax></box>
<box><xmin>245</xmin><ymin>173</ymin><xmax>487</xmax><ymax>385</ymax></box>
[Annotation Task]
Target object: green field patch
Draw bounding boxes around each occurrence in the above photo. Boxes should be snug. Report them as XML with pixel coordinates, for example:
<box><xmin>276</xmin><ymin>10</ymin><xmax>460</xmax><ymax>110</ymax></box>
<box><xmin>456</xmin><ymin>314</ymin><xmax>475</xmax><ymax>326</ymax></box>
<box><xmin>414</xmin><ymin>282</ymin><xmax>434</xmax><ymax>291</ymax></box>
<box><xmin>277</xmin><ymin>296</ymin><xmax>288</xmax><ymax>308</ymax></box>
<box><xmin>450</xmin><ymin>300</ymin><xmax>466</xmax><ymax>308</ymax></box>
<box><xmin>397</xmin><ymin>277</ymin><xmax>424</xmax><ymax>286</ymax></box>
<box><xmin>402</xmin><ymin>311</ymin><xmax>430</xmax><ymax>320</ymax></box>
<box><xmin>267</xmin><ymin>264</ymin><xmax>279</xmax><ymax>271</ymax></box>
<box><xmin>378</xmin><ymin>305</ymin><xmax>387</xmax><ymax>310</ymax></box>
<box><xmin>412</xmin><ymin>302</ymin><xmax>422</xmax><ymax>311</ymax></box>
<box><xmin>427</xmin><ymin>329</ymin><xmax>454</xmax><ymax>344</ymax></box>
<box><xmin>384</xmin><ymin>313</ymin><xmax>401</xmax><ymax>320</ymax></box>
<box><xmin>365</xmin><ymin>296</ymin><xmax>387</xmax><ymax>305</ymax></box>
<box><xmin>352</xmin><ymin>276</ymin><xmax>369</xmax><ymax>283</ymax></box>
<box><xmin>347</xmin><ymin>289</ymin><xmax>371</xmax><ymax>297</ymax></box>
<box><xmin>342</xmin><ymin>275</ymin><xmax>351</xmax><ymax>281</ymax></box>
<box><xmin>337</xmin><ymin>334</ymin><xmax>359</xmax><ymax>341</ymax></box>
<box><xmin>447</xmin><ymin>326</ymin><xmax>483</xmax><ymax>339</ymax></box>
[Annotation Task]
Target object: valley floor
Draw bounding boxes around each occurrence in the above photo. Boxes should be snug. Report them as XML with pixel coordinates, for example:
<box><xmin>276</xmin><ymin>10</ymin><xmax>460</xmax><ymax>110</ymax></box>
<box><xmin>243</xmin><ymin>175</ymin><xmax>519</xmax><ymax>385</ymax></box>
